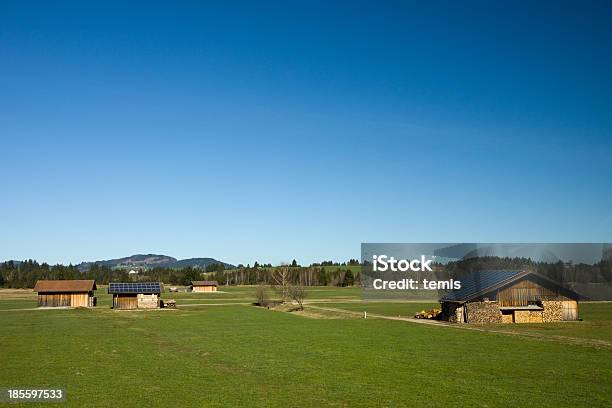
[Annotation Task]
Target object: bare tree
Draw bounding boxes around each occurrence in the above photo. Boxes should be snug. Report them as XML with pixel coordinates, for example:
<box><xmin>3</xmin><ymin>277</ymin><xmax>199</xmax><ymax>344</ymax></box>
<box><xmin>288</xmin><ymin>285</ymin><xmax>306</xmax><ymax>310</ymax></box>
<box><xmin>271</xmin><ymin>266</ymin><xmax>291</xmax><ymax>302</ymax></box>
<box><xmin>255</xmin><ymin>284</ymin><xmax>268</xmax><ymax>307</ymax></box>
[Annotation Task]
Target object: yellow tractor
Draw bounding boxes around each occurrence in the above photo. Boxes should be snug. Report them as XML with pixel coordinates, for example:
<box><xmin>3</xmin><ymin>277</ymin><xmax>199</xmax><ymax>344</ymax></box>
<box><xmin>414</xmin><ymin>308</ymin><xmax>442</xmax><ymax>320</ymax></box>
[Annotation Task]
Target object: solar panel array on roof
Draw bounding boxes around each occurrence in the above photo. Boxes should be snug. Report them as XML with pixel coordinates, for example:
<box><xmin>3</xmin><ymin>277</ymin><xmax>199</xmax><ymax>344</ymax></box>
<box><xmin>108</xmin><ymin>282</ymin><xmax>163</xmax><ymax>294</ymax></box>
<box><xmin>439</xmin><ymin>270</ymin><xmax>525</xmax><ymax>302</ymax></box>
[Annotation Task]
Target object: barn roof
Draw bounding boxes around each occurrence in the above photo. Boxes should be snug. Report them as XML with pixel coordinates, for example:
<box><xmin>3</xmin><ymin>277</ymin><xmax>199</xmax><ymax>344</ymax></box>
<box><xmin>108</xmin><ymin>282</ymin><xmax>163</xmax><ymax>294</ymax></box>
<box><xmin>191</xmin><ymin>281</ymin><xmax>218</xmax><ymax>286</ymax></box>
<box><xmin>34</xmin><ymin>280</ymin><xmax>96</xmax><ymax>293</ymax></box>
<box><xmin>439</xmin><ymin>270</ymin><xmax>584</xmax><ymax>303</ymax></box>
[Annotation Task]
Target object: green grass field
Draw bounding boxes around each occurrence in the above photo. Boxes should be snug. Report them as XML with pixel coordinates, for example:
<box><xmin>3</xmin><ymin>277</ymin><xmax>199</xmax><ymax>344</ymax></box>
<box><xmin>1</xmin><ymin>287</ymin><xmax>611</xmax><ymax>407</ymax></box>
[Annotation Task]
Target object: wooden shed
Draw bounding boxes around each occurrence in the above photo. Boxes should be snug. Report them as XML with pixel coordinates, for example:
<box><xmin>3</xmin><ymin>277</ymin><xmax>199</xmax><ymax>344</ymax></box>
<box><xmin>191</xmin><ymin>281</ymin><xmax>218</xmax><ymax>292</ymax></box>
<box><xmin>440</xmin><ymin>270</ymin><xmax>585</xmax><ymax>324</ymax></box>
<box><xmin>108</xmin><ymin>282</ymin><xmax>163</xmax><ymax>310</ymax></box>
<box><xmin>34</xmin><ymin>280</ymin><xmax>97</xmax><ymax>307</ymax></box>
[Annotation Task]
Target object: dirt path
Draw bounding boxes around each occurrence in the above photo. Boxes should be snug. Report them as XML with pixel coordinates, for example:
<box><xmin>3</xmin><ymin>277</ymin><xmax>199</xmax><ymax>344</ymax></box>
<box><xmin>306</xmin><ymin>304</ymin><xmax>612</xmax><ymax>349</ymax></box>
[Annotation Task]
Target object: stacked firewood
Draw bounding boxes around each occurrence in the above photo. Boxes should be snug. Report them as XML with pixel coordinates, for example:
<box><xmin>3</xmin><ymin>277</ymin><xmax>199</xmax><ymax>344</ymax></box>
<box><xmin>465</xmin><ymin>301</ymin><xmax>502</xmax><ymax>324</ymax></box>
<box><xmin>541</xmin><ymin>301</ymin><xmax>564</xmax><ymax>322</ymax></box>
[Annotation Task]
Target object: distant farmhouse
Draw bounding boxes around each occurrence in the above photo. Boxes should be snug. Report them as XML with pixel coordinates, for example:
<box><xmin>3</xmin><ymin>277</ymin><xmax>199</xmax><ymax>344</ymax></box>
<box><xmin>440</xmin><ymin>270</ymin><xmax>584</xmax><ymax>324</ymax></box>
<box><xmin>108</xmin><ymin>282</ymin><xmax>163</xmax><ymax>310</ymax></box>
<box><xmin>191</xmin><ymin>281</ymin><xmax>218</xmax><ymax>292</ymax></box>
<box><xmin>34</xmin><ymin>280</ymin><xmax>97</xmax><ymax>307</ymax></box>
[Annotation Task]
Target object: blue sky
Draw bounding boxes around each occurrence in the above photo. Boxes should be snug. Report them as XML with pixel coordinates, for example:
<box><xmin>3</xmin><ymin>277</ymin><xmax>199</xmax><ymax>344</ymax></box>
<box><xmin>1</xmin><ymin>1</ymin><xmax>611</xmax><ymax>266</ymax></box>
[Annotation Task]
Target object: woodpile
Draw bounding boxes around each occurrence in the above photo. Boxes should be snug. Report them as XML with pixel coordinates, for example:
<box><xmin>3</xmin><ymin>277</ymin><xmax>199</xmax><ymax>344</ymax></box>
<box><xmin>529</xmin><ymin>311</ymin><xmax>543</xmax><ymax>323</ymax></box>
<box><xmin>441</xmin><ymin>303</ymin><xmax>467</xmax><ymax>323</ymax></box>
<box><xmin>542</xmin><ymin>301</ymin><xmax>564</xmax><ymax>322</ymax></box>
<box><xmin>465</xmin><ymin>301</ymin><xmax>502</xmax><ymax>324</ymax></box>
<box><xmin>514</xmin><ymin>310</ymin><xmax>530</xmax><ymax>323</ymax></box>
<box><xmin>455</xmin><ymin>306</ymin><xmax>464</xmax><ymax>323</ymax></box>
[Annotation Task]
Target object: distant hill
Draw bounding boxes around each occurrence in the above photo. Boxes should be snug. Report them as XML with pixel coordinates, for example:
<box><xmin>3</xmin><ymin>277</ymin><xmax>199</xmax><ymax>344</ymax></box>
<box><xmin>77</xmin><ymin>254</ymin><xmax>234</xmax><ymax>272</ymax></box>
<box><xmin>166</xmin><ymin>258</ymin><xmax>234</xmax><ymax>269</ymax></box>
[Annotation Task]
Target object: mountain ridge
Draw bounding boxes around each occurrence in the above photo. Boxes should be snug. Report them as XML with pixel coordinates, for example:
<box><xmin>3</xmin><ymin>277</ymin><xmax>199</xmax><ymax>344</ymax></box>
<box><xmin>75</xmin><ymin>254</ymin><xmax>234</xmax><ymax>271</ymax></box>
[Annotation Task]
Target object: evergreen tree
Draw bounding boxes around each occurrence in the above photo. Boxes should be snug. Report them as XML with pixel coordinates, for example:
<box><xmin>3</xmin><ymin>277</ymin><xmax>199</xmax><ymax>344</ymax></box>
<box><xmin>342</xmin><ymin>270</ymin><xmax>354</xmax><ymax>287</ymax></box>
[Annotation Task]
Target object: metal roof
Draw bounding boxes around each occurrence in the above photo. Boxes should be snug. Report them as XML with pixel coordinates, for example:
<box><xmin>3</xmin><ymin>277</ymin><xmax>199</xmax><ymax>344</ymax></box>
<box><xmin>108</xmin><ymin>282</ymin><xmax>163</xmax><ymax>294</ymax></box>
<box><xmin>34</xmin><ymin>280</ymin><xmax>96</xmax><ymax>293</ymax></box>
<box><xmin>439</xmin><ymin>270</ymin><xmax>527</xmax><ymax>303</ymax></box>
<box><xmin>439</xmin><ymin>270</ymin><xmax>585</xmax><ymax>303</ymax></box>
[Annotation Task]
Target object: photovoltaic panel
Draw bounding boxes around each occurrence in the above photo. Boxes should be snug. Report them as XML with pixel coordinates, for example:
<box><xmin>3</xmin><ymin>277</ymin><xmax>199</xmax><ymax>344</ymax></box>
<box><xmin>439</xmin><ymin>270</ymin><xmax>525</xmax><ymax>302</ymax></box>
<box><xmin>108</xmin><ymin>282</ymin><xmax>163</xmax><ymax>294</ymax></box>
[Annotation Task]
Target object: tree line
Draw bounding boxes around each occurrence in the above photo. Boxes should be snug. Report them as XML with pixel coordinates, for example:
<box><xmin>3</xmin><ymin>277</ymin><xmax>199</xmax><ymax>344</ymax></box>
<box><xmin>0</xmin><ymin>260</ymin><xmax>361</xmax><ymax>288</ymax></box>
<box><xmin>211</xmin><ymin>265</ymin><xmax>359</xmax><ymax>287</ymax></box>
<box><xmin>6</xmin><ymin>255</ymin><xmax>608</xmax><ymax>289</ymax></box>
<box><xmin>444</xmin><ymin>256</ymin><xmax>612</xmax><ymax>284</ymax></box>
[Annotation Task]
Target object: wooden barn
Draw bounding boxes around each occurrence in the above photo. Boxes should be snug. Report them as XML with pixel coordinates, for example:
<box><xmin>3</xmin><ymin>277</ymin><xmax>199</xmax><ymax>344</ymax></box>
<box><xmin>108</xmin><ymin>282</ymin><xmax>163</xmax><ymax>310</ymax></box>
<box><xmin>440</xmin><ymin>270</ymin><xmax>585</xmax><ymax>324</ymax></box>
<box><xmin>34</xmin><ymin>280</ymin><xmax>97</xmax><ymax>307</ymax></box>
<box><xmin>191</xmin><ymin>280</ymin><xmax>218</xmax><ymax>292</ymax></box>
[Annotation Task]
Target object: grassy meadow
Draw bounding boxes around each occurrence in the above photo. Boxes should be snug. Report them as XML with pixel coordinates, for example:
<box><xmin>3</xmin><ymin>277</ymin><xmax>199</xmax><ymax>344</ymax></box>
<box><xmin>0</xmin><ymin>287</ymin><xmax>611</xmax><ymax>407</ymax></box>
